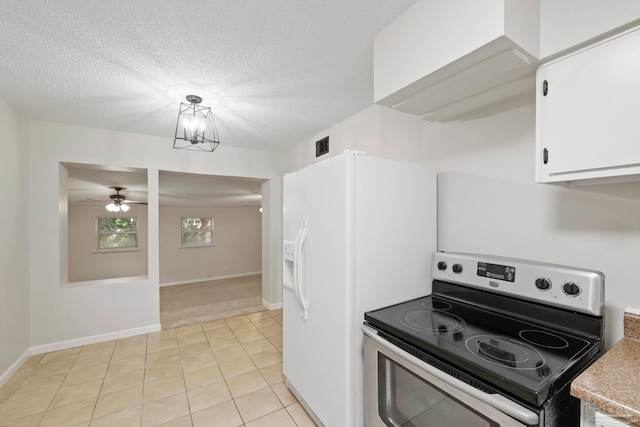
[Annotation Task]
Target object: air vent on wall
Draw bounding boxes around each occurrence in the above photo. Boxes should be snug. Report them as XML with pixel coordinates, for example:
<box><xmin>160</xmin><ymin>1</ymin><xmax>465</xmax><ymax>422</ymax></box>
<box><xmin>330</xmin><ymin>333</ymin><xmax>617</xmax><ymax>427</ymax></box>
<box><xmin>315</xmin><ymin>136</ymin><xmax>329</xmax><ymax>157</ymax></box>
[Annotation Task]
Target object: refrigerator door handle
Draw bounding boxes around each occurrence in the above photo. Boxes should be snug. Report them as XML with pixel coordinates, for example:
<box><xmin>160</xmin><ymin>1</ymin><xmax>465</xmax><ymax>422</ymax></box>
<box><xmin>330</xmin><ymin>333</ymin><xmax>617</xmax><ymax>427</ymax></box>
<box><xmin>296</xmin><ymin>221</ymin><xmax>309</xmax><ymax>320</ymax></box>
<box><xmin>292</xmin><ymin>226</ymin><xmax>304</xmax><ymax>312</ymax></box>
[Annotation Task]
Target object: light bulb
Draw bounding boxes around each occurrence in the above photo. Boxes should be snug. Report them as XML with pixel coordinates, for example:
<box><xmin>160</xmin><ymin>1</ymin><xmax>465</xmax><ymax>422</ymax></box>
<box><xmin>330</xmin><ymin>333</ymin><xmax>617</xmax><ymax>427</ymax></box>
<box><xmin>106</xmin><ymin>203</ymin><xmax>118</xmax><ymax>212</ymax></box>
<box><xmin>183</xmin><ymin>115</ymin><xmax>203</xmax><ymax>143</ymax></box>
<box><xmin>120</xmin><ymin>204</ymin><xmax>130</xmax><ymax>212</ymax></box>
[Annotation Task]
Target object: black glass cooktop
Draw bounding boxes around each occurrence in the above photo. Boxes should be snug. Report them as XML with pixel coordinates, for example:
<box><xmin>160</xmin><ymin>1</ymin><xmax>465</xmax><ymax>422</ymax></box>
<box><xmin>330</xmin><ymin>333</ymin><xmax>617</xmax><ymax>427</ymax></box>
<box><xmin>365</xmin><ymin>293</ymin><xmax>602</xmax><ymax>406</ymax></box>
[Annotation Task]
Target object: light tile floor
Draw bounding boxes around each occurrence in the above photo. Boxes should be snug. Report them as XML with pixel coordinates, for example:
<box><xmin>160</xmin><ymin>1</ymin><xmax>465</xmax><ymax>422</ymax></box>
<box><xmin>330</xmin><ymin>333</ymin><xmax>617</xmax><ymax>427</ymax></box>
<box><xmin>0</xmin><ymin>310</ymin><xmax>316</xmax><ymax>427</ymax></box>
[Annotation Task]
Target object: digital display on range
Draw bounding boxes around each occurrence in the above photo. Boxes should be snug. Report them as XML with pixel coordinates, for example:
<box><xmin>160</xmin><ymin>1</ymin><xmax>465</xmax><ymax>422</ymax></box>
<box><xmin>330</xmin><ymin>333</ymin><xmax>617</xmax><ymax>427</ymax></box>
<box><xmin>477</xmin><ymin>262</ymin><xmax>516</xmax><ymax>282</ymax></box>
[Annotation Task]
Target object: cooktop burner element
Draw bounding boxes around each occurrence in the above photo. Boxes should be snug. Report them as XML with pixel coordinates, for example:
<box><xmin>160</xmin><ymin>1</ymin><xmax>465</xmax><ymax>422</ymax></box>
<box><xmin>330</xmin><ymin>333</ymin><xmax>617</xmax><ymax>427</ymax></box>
<box><xmin>466</xmin><ymin>335</ymin><xmax>546</xmax><ymax>371</ymax></box>
<box><xmin>364</xmin><ymin>252</ymin><xmax>605</xmax><ymax>407</ymax></box>
<box><xmin>421</xmin><ymin>299</ymin><xmax>452</xmax><ymax>310</ymax></box>
<box><xmin>520</xmin><ymin>329</ymin><xmax>570</xmax><ymax>349</ymax></box>
<box><xmin>400</xmin><ymin>307</ymin><xmax>464</xmax><ymax>335</ymax></box>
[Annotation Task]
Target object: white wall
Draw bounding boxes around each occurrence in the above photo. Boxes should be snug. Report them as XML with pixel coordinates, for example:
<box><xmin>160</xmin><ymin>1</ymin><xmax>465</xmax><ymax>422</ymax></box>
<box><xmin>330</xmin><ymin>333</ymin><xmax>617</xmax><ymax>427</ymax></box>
<box><xmin>68</xmin><ymin>204</ymin><xmax>149</xmax><ymax>282</ymax></box>
<box><xmin>285</xmin><ymin>104</ymin><xmax>426</xmax><ymax>172</ymax></box>
<box><xmin>285</xmin><ymin>104</ymin><xmax>640</xmax><ymax>348</ymax></box>
<box><xmin>285</xmin><ymin>103</ymin><xmax>534</xmax><ymax>181</ymax></box>
<box><xmin>415</xmin><ymin>105</ymin><xmax>640</xmax><ymax>347</ymax></box>
<box><xmin>438</xmin><ymin>172</ymin><xmax>640</xmax><ymax>348</ymax></box>
<box><xmin>260</xmin><ymin>179</ymin><xmax>282</xmax><ymax>307</ymax></box>
<box><xmin>67</xmin><ymin>201</ymin><xmax>261</xmax><ymax>285</ymax></box>
<box><xmin>28</xmin><ymin>120</ymin><xmax>283</xmax><ymax>349</ymax></box>
<box><xmin>540</xmin><ymin>0</ymin><xmax>640</xmax><ymax>58</ymax></box>
<box><xmin>0</xmin><ymin>99</ymin><xmax>30</xmax><ymax>382</ymax></box>
<box><xmin>159</xmin><ymin>206</ymin><xmax>261</xmax><ymax>285</ymax></box>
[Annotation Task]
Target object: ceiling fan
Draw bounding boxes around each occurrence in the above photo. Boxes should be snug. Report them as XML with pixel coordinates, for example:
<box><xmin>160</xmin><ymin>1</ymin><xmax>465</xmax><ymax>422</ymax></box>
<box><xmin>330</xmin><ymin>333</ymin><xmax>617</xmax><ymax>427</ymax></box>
<box><xmin>105</xmin><ymin>186</ymin><xmax>146</xmax><ymax>212</ymax></box>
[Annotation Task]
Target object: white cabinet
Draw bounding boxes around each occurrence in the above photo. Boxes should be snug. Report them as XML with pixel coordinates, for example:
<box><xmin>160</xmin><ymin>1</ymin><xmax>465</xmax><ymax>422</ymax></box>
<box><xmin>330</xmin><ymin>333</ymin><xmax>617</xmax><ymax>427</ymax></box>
<box><xmin>536</xmin><ymin>25</ymin><xmax>640</xmax><ymax>184</ymax></box>
<box><xmin>374</xmin><ymin>0</ymin><xmax>539</xmax><ymax>123</ymax></box>
<box><xmin>595</xmin><ymin>411</ymin><xmax>637</xmax><ymax>426</ymax></box>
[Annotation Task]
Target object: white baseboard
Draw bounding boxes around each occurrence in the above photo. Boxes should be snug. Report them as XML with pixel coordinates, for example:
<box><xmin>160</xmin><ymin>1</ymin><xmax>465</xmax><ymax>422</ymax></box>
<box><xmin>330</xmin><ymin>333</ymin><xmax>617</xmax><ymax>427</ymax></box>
<box><xmin>30</xmin><ymin>324</ymin><xmax>162</xmax><ymax>355</ymax></box>
<box><xmin>160</xmin><ymin>271</ymin><xmax>262</xmax><ymax>287</ymax></box>
<box><xmin>0</xmin><ymin>348</ymin><xmax>31</xmax><ymax>388</ymax></box>
<box><xmin>263</xmin><ymin>299</ymin><xmax>283</xmax><ymax>310</ymax></box>
<box><xmin>1</xmin><ymin>324</ymin><xmax>162</xmax><ymax>387</ymax></box>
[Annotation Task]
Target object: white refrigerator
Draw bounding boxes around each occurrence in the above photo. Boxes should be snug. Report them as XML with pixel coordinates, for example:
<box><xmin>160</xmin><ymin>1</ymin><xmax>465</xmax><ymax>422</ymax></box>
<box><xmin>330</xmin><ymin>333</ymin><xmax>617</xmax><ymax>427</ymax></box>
<box><xmin>282</xmin><ymin>150</ymin><xmax>437</xmax><ymax>427</ymax></box>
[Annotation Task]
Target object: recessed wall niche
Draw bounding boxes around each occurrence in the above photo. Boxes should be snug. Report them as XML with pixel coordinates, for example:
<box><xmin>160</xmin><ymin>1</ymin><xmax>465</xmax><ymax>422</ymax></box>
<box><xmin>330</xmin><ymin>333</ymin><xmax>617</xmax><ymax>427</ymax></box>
<box><xmin>63</xmin><ymin>163</ymin><xmax>149</xmax><ymax>283</ymax></box>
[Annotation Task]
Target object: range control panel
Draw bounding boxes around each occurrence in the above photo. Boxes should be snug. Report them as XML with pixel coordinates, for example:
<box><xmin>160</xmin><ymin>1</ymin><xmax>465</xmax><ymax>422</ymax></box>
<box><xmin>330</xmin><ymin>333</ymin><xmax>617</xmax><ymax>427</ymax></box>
<box><xmin>432</xmin><ymin>252</ymin><xmax>605</xmax><ymax>316</ymax></box>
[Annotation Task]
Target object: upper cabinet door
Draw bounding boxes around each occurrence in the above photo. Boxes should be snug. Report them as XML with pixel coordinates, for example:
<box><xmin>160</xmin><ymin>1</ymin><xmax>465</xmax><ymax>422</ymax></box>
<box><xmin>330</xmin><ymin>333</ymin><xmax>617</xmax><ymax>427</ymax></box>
<box><xmin>536</xmin><ymin>25</ymin><xmax>640</xmax><ymax>184</ymax></box>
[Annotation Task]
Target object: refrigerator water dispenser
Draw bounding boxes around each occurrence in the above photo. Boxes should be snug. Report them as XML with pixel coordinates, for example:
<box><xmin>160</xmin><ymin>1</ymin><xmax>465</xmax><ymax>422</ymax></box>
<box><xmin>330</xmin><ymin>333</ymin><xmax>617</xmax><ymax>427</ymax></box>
<box><xmin>283</xmin><ymin>240</ymin><xmax>296</xmax><ymax>290</ymax></box>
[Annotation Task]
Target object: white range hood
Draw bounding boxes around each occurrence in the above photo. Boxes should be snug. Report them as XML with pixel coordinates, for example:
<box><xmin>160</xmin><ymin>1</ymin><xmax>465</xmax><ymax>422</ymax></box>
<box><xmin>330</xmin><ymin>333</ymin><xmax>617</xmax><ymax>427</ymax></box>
<box><xmin>374</xmin><ymin>0</ymin><xmax>540</xmax><ymax>122</ymax></box>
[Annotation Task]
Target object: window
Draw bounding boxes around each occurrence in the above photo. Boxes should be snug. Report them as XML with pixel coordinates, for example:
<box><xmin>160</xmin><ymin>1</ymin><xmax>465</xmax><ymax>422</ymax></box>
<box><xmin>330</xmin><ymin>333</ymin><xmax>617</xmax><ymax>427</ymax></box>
<box><xmin>97</xmin><ymin>217</ymin><xmax>138</xmax><ymax>250</ymax></box>
<box><xmin>181</xmin><ymin>217</ymin><xmax>213</xmax><ymax>247</ymax></box>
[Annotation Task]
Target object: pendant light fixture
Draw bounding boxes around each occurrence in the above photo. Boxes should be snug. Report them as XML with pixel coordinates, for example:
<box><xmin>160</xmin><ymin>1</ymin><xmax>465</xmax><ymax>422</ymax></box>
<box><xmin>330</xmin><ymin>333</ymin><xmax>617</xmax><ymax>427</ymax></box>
<box><xmin>173</xmin><ymin>95</ymin><xmax>220</xmax><ymax>152</ymax></box>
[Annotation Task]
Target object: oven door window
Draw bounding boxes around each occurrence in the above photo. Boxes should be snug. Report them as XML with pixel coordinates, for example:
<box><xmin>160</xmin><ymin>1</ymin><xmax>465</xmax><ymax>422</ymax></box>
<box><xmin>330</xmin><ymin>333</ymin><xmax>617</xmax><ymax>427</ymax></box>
<box><xmin>378</xmin><ymin>354</ymin><xmax>498</xmax><ymax>427</ymax></box>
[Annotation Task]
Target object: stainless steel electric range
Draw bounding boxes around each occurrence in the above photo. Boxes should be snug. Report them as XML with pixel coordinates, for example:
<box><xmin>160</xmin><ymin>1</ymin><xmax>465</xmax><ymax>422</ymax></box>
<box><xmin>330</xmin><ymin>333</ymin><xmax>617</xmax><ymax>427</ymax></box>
<box><xmin>362</xmin><ymin>252</ymin><xmax>605</xmax><ymax>427</ymax></box>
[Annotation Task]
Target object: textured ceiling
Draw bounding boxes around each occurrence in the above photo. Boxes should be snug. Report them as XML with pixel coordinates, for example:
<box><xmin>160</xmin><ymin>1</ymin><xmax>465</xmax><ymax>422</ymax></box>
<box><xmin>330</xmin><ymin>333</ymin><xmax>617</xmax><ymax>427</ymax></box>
<box><xmin>1</xmin><ymin>0</ymin><xmax>416</xmax><ymax>151</ymax></box>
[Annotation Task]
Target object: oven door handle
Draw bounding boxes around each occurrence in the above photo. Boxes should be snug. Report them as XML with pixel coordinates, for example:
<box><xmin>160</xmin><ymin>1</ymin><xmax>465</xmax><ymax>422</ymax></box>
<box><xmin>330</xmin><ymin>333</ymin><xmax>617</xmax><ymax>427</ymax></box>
<box><xmin>362</xmin><ymin>324</ymin><xmax>540</xmax><ymax>426</ymax></box>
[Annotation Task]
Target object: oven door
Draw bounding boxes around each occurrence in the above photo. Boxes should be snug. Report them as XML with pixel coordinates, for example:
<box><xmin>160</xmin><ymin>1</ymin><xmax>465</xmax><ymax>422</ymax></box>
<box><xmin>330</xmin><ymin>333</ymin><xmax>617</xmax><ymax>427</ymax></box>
<box><xmin>362</xmin><ymin>324</ymin><xmax>541</xmax><ymax>427</ymax></box>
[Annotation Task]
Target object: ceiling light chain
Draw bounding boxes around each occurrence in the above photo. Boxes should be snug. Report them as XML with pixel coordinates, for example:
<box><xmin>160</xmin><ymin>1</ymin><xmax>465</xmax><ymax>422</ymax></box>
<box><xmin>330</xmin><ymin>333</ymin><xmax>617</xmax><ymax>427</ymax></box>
<box><xmin>173</xmin><ymin>95</ymin><xmax>220</xmax><ymax>152</ymax></box>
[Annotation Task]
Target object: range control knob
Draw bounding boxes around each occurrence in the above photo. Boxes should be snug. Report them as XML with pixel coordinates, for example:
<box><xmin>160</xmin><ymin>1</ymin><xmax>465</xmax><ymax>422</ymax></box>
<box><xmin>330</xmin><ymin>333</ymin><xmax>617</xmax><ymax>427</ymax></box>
<box><xmin>452</xmin><ymin>264</ymin><xmax>463</xmax><ymax>274</ymax></box>
<box><xmin>562</xmin><ymin>282</ymin><xmax>581</xmax><ymax>296</ymax></box>
<box><xmin>437</xmin><ymin>261</ymin><xmax>447</xmax><ymax>271</ymax></box>
<box><xmin>535</xmin><ymin>278</ymin><xmax>551</xmax><ymax>291</ymax></box>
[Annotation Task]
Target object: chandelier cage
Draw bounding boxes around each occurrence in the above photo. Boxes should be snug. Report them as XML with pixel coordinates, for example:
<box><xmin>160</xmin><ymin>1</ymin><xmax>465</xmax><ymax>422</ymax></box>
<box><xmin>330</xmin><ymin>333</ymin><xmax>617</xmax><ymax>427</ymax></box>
<box><xmin>173</xmin><ymin>95</ymin><xmax>220</xmax><ymax>152</ymax></box>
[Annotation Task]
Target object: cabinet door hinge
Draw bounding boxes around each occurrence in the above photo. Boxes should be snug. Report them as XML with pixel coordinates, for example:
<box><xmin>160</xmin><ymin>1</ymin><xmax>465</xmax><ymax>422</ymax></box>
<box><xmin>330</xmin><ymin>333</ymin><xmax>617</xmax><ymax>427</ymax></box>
<box><xmin>543</xmin><ymin>148</ymin><xmax>549</xmax><ymax>164</ymax></box>
<box><xmin>543</xmin><ymin>80</ymin><xmax>549</xmax><ymax>96</ymax></box>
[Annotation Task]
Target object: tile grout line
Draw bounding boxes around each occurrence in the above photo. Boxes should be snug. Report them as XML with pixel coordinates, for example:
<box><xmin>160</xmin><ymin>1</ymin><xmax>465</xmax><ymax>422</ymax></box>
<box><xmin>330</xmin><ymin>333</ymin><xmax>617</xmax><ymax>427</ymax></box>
<box><xmin>246</xmin><ymin>311</ymin><xmax>298</xmax><ymax>426</ymax></box>
<box><xmin>1</xmin><ymin>310</ymin><xmax>292</xmax><ymax>427</ymax></box>
<box><xmin>38</xmin><ymin>344</ymin><xmax>87</xmax><ymax>426</ymax></box>
<box><xmin>139</xmin><ymin>332</ymin><xmax>149</xmax><ymax>427</ymax></box>
<box><xmin>225</xmin><ymin>316</ymin><xmax>258</xmax><ymax>426</ymax></box>
<box><xmin>176</xmin><ymin>326</ymin><xmax>195</xmax><ymax>427</ymax></box>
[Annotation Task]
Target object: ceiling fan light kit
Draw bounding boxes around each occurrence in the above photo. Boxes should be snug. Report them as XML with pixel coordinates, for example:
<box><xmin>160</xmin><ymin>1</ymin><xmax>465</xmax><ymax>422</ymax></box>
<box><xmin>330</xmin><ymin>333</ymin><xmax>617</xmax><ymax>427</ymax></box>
<box><xmin>173</xmin><ymin>95</ymin><xmax>220</xmax><ymax>152</ymax></box>
<box><xmin>106</xmin><ymin>202</ymin><xmax>129</xmax><ymax>213</ymax></box>
<box><xmin>104</xmin><ymin>186</ymin><xmax>140</xmax><ymax>212</ymax></box>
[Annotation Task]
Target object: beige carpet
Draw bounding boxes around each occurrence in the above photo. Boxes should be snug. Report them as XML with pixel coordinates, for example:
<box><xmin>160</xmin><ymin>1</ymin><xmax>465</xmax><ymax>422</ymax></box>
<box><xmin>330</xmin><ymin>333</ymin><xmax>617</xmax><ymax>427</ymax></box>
<box><xmin>160</xmin><ymin>274</ymin><xmax>265</xmax><ymax>329</ymax></box>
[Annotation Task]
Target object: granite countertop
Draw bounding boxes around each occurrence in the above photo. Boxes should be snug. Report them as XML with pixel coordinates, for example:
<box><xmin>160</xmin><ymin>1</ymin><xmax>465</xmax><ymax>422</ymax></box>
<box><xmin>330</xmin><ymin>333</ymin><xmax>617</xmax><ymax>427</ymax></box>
<box><xmin>571</xmin><ymin>310</ymin><xmax>640</xmax><ymax>425</ymax></box>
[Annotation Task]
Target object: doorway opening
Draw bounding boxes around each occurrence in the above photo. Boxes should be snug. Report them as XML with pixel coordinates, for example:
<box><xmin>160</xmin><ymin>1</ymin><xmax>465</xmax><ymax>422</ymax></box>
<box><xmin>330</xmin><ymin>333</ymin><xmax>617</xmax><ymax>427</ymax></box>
<box><xmin>158</xmin><ymin>171</ymin><xmax>265</xmax><ymax>329</ymax></box>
